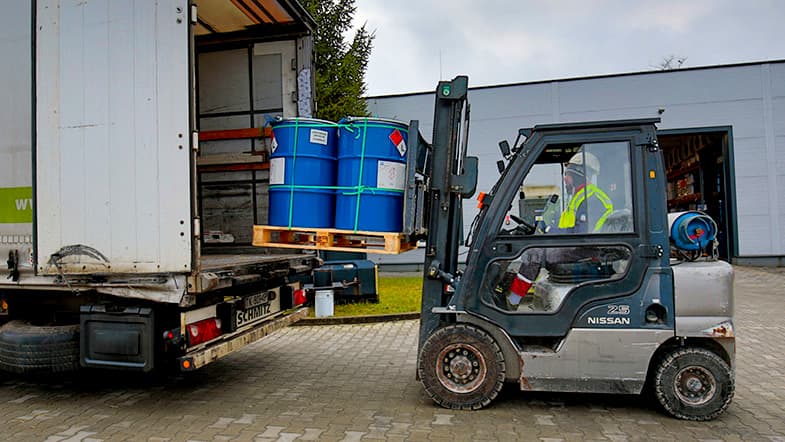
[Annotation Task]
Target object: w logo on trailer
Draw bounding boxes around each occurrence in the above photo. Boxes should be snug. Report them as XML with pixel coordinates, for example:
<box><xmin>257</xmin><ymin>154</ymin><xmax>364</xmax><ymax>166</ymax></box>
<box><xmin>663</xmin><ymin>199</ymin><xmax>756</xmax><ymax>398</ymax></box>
<box><xmin>389</xmin><ymin>129</ymin><xmax>407</xmax><ymax>157</ymax></box>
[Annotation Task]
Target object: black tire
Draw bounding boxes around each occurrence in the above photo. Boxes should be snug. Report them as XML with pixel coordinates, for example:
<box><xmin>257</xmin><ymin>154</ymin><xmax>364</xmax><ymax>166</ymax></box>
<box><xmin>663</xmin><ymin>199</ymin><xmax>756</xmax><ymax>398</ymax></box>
<box><xmin>418</xmin><ymin>324</ymin><xmax>505</xmax><ymax>410</ymax></box>
<box><xmin>654</xmin><ymin>346</ymin><xmax>734</xmax><ymax>421</ymax></box>
<box><xmin>0</xmin><ymin>320</ymin><xmax>80</xmax><ymax>375</ymax></box>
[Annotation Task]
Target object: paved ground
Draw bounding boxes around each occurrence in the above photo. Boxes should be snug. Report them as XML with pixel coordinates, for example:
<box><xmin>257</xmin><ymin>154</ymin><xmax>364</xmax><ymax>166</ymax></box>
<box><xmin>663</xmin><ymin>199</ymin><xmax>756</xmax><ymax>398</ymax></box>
<box><xmin>1</xmin><ymin>266</ymin><xmax>784</xmax><ymax>441</ymax></box>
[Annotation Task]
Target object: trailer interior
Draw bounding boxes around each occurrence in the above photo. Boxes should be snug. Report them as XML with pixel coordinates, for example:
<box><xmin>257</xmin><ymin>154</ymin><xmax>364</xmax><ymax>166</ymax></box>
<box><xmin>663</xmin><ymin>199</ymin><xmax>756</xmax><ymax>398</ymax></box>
<box><xmin>191</xmin><ymin>0</ymin><xmax>317</xmax><ymax>290</ymax></box>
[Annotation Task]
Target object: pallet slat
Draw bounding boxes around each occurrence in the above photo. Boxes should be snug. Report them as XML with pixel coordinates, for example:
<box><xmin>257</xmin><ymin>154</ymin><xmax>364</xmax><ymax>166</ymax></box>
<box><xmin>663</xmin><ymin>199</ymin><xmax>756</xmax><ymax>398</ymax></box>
<box><xmin>252</xmin><ymin>225</ymin><xmax>417</xmax><ymax>255</ymax></box>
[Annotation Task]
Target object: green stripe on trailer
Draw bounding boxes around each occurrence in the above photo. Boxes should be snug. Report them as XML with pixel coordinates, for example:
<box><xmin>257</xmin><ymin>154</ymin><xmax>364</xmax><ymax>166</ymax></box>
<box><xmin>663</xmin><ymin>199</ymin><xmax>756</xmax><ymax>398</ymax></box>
<box><xmin>0</xmin><ymin>187</ymin><xmax>33</xmax><ymax>223</ymax></box>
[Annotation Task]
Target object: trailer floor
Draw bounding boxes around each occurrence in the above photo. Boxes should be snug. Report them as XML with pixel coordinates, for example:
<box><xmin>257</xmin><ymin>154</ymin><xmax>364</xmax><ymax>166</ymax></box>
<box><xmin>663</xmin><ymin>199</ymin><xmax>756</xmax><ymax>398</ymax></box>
<box><xmin>199</xmin><ymin>253</ymin><xmax>311</xmax><ymax>271</ymax></box>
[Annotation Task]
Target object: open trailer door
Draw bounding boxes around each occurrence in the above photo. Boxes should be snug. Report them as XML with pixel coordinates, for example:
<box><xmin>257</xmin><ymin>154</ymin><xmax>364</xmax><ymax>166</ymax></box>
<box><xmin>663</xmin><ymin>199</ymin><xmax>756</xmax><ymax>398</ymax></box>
<box><xmin>35</xmin><ymin>0</ymin><xmax>193</xmax><ymax>275</ymax></box>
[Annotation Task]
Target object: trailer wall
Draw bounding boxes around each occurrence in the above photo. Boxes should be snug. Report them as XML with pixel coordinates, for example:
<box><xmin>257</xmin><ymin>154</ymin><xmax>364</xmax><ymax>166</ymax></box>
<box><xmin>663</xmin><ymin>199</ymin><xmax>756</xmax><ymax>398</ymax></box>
<box><xmin>35</xmin><ymin>0</ymin><xmax>193</xmax><ymax>275</ymax></box>
<box><xmin>0</xmin><ymin>0</ymin><xmax>33</xmax><ymax>272</ymax></box>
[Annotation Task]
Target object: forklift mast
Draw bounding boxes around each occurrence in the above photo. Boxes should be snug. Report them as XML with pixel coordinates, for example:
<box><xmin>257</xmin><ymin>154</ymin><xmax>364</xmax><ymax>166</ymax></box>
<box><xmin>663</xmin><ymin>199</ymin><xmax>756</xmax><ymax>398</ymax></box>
<box><xmin>418</xmin><ymin>76</ymin><xmax>478</xmax><ymax>353</ymax></box>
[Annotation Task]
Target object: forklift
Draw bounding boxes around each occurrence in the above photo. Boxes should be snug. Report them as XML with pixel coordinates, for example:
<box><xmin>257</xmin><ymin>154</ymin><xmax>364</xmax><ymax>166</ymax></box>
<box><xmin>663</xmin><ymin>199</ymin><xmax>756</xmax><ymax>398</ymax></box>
<box><xmin>413</xmin><ymin>76</ymin><xmax>735</xmax><ymax>420</ymax></box>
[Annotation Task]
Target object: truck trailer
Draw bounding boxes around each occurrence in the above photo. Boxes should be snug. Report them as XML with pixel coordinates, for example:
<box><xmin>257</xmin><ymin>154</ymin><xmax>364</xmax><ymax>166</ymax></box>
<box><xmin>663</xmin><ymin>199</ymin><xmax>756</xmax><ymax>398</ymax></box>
<box><xmin>0</xmin><ymin>0</ymin><xmax>319</xmax><ymax>373</ymax></box>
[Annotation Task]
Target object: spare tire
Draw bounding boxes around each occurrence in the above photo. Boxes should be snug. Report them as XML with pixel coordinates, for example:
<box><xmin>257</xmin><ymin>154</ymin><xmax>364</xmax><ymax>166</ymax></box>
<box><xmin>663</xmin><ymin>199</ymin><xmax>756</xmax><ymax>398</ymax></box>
<box><xmin>0</xmin><ymin>320</ymin><xmax>80</xmax><ymax>374</ymax></box>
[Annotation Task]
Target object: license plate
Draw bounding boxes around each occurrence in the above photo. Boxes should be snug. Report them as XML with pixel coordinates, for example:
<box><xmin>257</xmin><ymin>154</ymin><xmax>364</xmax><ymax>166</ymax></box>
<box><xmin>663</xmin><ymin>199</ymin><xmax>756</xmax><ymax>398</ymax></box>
<box><xmin>243</xmin><ymin>292</ymin><xmax>271</xmax><ymax>310</ymax></box>
<box><xmin>235</xmin><ymin>302</ymin><xmax>272</xmax><ymax>329</ymax></box>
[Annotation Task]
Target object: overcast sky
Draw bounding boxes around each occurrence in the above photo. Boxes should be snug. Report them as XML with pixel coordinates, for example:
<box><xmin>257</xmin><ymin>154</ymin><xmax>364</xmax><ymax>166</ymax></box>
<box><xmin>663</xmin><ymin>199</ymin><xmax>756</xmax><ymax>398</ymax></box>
<box><xmin>354</xmin><ymin>0</ymin><xmax>785</xmax><ymax>96</ymax></box>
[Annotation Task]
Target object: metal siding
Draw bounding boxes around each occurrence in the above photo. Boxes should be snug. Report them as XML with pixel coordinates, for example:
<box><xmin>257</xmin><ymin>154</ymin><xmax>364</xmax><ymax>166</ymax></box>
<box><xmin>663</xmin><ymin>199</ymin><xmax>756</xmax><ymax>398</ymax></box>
<box><xmin>156</xmin><ymin>1</ymin><xmax>191</xmax><ymax>272</ymax></box>
<box><xmin>36</xmin><ymin>0</ymin><xmax>191</xmax><ymax>274</ymax></box>
<box><xmin>760</xmin><ymin>64</ymin><xmax>781</xmax><ymax>256</ymax></box>
<box><xmin>198</xmin><ymin>49</ymin><xmax>250</xmax><ymax>115</ymax></box>
<box><xmin>557</xmin><ymin>66</ymin><xmax>766</xmax><ymax>112</ymax></box>
<box><xmin>368</xmin><ymin>62</ymin><xmax>785</xmax><ymax>259</ymax></box>
<box><xmin>0</xmin><ymin>0</ymin><xmax>32</xmax><ymax>190</ymax></box>
<box><xmin>0</xmin><ymin>0</ymin><xmax>32</xmax><ymax>259</ymax></box>
<box><xmin>727</xmin><ymin>137</ymin><xmax>767</xmax><ymax>178</ymax></box>
<box><xmin>771</xmin><ymin>63</ymin><xmax>785</xmax><ymax>97</ymax></box>
<box><xmin>253</xmin><ymin>41</ymin><xmax>296</xmax><ymax>117</ymax></box>
<box><xmin>769</xmin><ymin>69</ymin><xmax>785</xmax><ymax>254</ymax></box>
<box><xmin>253</xmin><ymin>53</ymin><xmax>283</xmax><ymax>112</ymax></box>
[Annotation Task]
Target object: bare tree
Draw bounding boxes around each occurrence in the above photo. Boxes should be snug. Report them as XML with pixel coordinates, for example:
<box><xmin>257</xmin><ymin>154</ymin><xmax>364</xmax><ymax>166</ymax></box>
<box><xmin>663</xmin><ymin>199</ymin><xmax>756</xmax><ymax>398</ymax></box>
<box><xmin>654</xmin><ymin>55</ymin><xmax>688</xmax><ymax>70</ymax></box>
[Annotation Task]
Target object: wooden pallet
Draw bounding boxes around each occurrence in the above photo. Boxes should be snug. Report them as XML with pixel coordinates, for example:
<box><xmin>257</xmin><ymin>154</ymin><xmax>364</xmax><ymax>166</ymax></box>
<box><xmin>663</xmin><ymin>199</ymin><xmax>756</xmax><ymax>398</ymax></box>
<box><xmin>252</xmin><ymin>225</ymin><xmax>417</xmax><ymax>255</ymax></box>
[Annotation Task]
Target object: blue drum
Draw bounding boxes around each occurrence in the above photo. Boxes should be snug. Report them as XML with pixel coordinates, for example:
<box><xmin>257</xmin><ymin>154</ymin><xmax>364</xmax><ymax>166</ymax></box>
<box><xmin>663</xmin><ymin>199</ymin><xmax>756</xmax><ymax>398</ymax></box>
<box><xmin>268</xmin><ymin>118</ymin><xmax>338</xmax><ymax>228</ymax></box>
<box><xmin>335</xmin><ymin>117</ymin><xmax>408</xmax><ymax>232</ymax></box>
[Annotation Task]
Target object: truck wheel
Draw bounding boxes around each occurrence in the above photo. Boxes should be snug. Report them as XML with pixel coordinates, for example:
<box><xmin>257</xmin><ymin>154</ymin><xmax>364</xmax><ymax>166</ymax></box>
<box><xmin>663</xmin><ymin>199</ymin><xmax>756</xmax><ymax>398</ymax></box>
<box><xmin>654</xmin><ymin>347</ymin><xmax>733</xmax><ymax>420</ymax></box>
<box><xmin>418</xmin><ymin>324</ymin><xmax>505</xmax><ymax>410</ymax></box>
<box><xmin>0</xmin><ymin>321</ymin><xmax>80</xmax><ymax>375</ymax></box>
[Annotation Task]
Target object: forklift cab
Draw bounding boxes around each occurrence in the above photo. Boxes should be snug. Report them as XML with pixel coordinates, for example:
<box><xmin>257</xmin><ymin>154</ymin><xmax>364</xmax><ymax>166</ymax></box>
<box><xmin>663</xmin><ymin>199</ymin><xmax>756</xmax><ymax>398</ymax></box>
<box><xmin>460</xmin><ymin>119</ymin><xmax>672</xmax><ymax>338</ymax></box>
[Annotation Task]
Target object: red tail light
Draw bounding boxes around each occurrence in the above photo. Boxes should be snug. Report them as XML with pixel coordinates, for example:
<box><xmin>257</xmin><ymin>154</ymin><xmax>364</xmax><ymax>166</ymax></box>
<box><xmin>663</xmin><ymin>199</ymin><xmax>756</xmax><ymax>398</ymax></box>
<box><xmin>186</xmin><ymin>318</ymin><xmax>222</xmax><ymax>346</ymax></box>
<box><xmin>293</xmin><ymin>289</ymin><xmax>307</xmax><ymax>306</ymax></box>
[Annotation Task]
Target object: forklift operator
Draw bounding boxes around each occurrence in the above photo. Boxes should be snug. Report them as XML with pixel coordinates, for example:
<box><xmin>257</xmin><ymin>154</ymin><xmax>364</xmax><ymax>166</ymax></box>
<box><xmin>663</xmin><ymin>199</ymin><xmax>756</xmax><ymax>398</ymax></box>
<box><xmin>551</xmin><ymin>151</ymin><xmax>613</xmax><ymax>234</ymax></box>
<box><xmin>505</xmin><ymin>151</ymin><xmax>614</xmax><ymax>309</ymax></box>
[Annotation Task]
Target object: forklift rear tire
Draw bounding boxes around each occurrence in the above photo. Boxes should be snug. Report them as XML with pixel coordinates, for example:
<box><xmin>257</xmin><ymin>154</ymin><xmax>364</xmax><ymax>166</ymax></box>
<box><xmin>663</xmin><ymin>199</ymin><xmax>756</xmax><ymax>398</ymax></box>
<box><xmin>418</xmin><ymin>324</ymin><xmax>505</xmax><ymax>410</ymax></box>
<box><xmin>654</xmin><ymin>346</ymin><xmax>734</xmax><ymax>421</ymax></box>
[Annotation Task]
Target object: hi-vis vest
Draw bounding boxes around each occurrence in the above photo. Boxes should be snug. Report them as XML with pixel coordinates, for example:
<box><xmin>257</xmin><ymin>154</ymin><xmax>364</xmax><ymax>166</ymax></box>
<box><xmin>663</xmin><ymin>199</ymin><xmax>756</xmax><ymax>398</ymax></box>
<box><xmin>558</xmin><ymin>184</ymin><xmax>613</xmax><ymax>232</ymax></box>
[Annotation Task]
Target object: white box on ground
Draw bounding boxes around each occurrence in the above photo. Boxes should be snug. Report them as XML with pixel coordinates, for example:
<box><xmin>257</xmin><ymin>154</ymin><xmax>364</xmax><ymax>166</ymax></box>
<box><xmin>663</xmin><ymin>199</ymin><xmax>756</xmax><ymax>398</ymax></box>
<box><xmin>315</xmin><ymin>290</ymin><xmax>335</xmax><ymax>317</ymax></box>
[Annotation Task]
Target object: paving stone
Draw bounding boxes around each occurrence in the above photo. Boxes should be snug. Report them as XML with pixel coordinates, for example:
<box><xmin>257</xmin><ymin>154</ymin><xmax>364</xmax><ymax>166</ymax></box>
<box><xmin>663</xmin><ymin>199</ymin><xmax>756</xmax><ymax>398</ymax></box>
<box><xmin>0</xmin><ymin>266</ymin><xmax>783</xmax><ymax>440</ymax></box>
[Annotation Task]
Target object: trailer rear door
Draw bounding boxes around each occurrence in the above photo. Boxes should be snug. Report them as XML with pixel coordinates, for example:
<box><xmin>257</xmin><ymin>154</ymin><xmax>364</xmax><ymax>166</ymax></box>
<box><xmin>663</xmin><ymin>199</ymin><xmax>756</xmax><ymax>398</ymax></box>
<box><xmin>35</xmin><ymin>0</ymin><xmax>192</xmax><ymax>274</ymax></box>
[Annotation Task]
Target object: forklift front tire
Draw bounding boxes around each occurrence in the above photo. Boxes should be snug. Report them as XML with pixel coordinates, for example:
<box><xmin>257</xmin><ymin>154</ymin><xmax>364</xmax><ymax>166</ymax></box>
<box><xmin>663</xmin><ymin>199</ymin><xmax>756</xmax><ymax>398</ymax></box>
<box><xmin>654</xmin><ymin>346</ymin><xmax>734</xmax><ymax>421</ymax></box>
<box><xmin>418</xmin><ymin>324</ymin><xmax>505</xmax><ymax>410</ymax></box>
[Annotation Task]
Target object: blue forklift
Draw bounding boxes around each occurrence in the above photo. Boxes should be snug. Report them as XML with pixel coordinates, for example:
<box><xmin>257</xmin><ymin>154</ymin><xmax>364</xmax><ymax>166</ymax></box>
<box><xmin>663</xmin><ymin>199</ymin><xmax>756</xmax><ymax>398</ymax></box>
<box><xmin>412</xmin><ymin>76</ymin><xmax>735</xmax><ymax>420</ymax></box>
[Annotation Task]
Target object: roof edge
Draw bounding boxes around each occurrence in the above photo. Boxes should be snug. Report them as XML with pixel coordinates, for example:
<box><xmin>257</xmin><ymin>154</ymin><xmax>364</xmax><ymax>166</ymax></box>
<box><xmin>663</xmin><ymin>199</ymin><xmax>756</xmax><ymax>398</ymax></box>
<box><xmin>367</xmin><ymin>58</ymin><xmax>785</xmax><ymax>100</ymax></box>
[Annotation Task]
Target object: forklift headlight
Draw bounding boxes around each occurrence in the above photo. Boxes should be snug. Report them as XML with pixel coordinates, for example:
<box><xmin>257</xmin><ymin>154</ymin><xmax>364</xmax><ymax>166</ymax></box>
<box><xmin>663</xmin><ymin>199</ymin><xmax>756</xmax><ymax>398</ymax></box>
<box><xmin>701</xmin><ymin>321</ymin><xmax>734</xmax><ymax>338</ymax></box>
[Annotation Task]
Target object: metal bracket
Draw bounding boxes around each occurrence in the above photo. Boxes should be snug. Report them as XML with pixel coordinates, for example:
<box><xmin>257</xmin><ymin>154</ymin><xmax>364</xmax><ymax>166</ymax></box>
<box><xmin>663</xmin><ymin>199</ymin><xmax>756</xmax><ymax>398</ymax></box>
<box><xmin>6</xmin><ymin>250</ymin><xmax>19</xmax><ymax>282</ymax></box>
<box><xmin>193</xmin><ymin>218</ymin><xmax>201</xmax><ymax>239</ymax></box>
<box><xmin>634</xmin><ymin>132</ymin><xmax>659</xmax><ymax>152</ymax></box>
<box><xmin>449</xmin><ymin>156</ymin><xmax>478</xmax><ymax>198</ymax></box>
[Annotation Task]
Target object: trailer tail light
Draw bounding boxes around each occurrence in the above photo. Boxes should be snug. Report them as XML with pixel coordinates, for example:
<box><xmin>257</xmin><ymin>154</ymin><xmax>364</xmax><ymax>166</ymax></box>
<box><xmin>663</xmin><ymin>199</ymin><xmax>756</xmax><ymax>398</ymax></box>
<box><xmin>293</xmin><ymin>289</ymin><xmax>307</xmax><ymax>307</ymax></box>
<box><xmin>186</xmin><ymin>318</ymin><xmax>222</xmax><ymax>346</ymax></box>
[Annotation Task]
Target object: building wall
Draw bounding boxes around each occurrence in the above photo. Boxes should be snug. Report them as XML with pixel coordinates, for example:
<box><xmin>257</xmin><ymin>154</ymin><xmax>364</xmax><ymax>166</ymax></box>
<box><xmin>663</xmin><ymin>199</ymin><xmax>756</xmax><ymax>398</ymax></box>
<box><xmin>367</xmin><ymin>61</ymin><xmax>785</xmax><ymax>263</ymax></box>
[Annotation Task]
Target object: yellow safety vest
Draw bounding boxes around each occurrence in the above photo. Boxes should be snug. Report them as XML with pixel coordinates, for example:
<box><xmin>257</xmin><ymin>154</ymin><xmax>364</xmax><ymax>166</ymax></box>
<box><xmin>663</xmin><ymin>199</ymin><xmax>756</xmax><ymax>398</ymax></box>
<box><xmin>558</xmin><ymin>184</ymin><xmax>613</xmax><ymax>232</ymax></box>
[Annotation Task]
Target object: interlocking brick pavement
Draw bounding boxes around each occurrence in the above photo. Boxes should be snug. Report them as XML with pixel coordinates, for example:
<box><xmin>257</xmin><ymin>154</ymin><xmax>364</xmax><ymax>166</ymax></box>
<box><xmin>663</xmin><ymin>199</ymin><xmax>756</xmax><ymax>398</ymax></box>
<box><xmin>1</xmin><ymin>266</ymin><xmax>784</xmax><ymax>441</ymax></box>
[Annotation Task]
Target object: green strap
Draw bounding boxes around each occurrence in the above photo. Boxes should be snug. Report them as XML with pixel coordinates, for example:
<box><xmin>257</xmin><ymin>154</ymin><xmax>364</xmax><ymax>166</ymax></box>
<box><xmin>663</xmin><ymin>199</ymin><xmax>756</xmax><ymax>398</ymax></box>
<box><xmin>270</xmin><ymin>184</ymin><xmax>403</xmax><ymax>193</ymax></box>
<box><xmin>352</xmin><ymin>119</ymin><xmax>369</xmax><ymax>232</ymax></box>
<box><xmin>287</xmin><ymin>119</ymin><xmax>299</xmax><ymax>229</ymax></box>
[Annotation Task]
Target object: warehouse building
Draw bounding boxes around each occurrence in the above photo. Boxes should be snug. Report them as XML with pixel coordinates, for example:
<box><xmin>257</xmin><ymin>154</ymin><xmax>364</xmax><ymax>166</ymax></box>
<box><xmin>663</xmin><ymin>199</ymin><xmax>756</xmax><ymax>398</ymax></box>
<box><xmin>367</xmin><ymin>60</ymin><xmax>785</xmax><ymax>268</ymax></box>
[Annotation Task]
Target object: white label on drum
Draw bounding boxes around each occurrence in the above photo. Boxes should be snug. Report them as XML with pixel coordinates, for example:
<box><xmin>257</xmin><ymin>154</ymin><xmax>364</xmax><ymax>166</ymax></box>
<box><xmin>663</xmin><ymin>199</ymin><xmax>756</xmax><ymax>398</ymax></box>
<box><xmin>270</xmin><ymin>157</ymin><xmax>285</xmax><ymax>185</ymax></box>
<box><xmin>377</xmin><ymin>161</ymin><xmax>405</xmax><ymax>191</ymax></box>
<box><xmin>310</xmin><ymin>129</ymin><xmax>329</xmax><ymax>146</ymax></box>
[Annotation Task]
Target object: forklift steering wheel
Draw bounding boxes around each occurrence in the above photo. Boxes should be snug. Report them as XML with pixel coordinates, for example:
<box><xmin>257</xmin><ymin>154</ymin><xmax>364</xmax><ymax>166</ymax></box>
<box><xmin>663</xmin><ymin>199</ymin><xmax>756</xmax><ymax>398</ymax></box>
<box><xmin>508</xmin><ymin>214</ymin><xmax>536</xmax><ymax>235</ymax></box>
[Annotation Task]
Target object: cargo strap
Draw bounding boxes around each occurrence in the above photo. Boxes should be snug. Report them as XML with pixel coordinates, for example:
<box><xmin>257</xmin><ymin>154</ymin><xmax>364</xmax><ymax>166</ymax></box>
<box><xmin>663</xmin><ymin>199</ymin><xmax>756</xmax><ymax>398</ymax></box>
<box><xmin>287</xmin><ymin>118</ymin><xmax>300</xmax><ymax>229</ymax></box>
<box><xmin>352</xmin><ymin>118</ymin><xmax>369</xmax><ymax>232</ymax></box>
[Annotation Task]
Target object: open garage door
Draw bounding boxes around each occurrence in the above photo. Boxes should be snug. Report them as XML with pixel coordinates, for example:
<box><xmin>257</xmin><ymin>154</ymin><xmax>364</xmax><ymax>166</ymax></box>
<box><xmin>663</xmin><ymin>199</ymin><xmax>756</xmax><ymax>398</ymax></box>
<box><xmin>659</xmin><ymin>128</ymin><xmax>737</xmax><ymax>260</ymax></box>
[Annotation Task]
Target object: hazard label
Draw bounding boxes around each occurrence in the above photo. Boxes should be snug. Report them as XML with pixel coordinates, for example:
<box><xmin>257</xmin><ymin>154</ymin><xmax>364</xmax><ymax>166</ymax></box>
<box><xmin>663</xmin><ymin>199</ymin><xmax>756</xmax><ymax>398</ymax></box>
<box><xmin>389</xmin><ymin>129</ymin><xmax>406</xmax><ymax>157</ymax></box>
<box><xmin>271</xmin><ymin>134</ymin><xmax>278</xmax><ymax>153</ymax></box>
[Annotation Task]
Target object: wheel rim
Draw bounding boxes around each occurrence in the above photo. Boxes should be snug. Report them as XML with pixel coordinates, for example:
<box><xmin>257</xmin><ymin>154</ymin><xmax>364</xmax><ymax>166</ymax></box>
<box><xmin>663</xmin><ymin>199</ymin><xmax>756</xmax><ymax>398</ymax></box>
<box><xmin>435</xmin><ymin>343</ymin><xmax>487</xmax><ymax>394</ymax></box>
<box><xmin>674</xmin><ymin>365</ymin><xmax>717</xmax><ymax>406</ymax></box>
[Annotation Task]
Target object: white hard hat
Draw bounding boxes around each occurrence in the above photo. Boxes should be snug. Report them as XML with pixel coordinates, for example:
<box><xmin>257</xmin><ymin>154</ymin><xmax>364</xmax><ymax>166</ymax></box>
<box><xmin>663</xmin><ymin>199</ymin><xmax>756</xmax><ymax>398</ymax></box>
<box><xmin>566</xmin><ymin>151</ymin><xmax>600</xmax><ymax>176</ymax></box>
